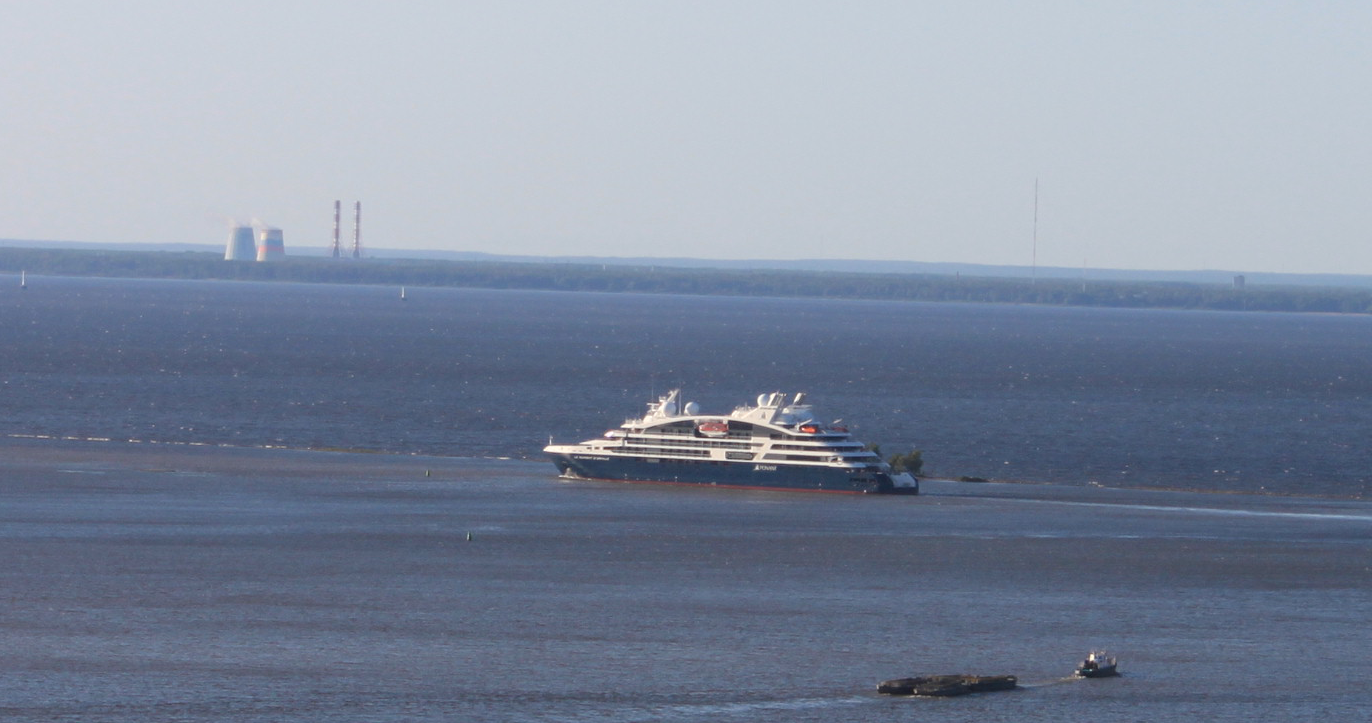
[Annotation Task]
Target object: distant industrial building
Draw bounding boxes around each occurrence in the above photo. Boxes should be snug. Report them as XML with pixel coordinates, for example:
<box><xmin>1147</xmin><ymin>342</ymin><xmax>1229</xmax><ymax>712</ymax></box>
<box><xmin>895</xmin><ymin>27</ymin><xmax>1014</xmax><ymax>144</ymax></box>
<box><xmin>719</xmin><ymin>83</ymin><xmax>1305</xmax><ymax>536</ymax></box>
<box><xmin>256</xmin><ymin>228</ymin><xmax>286</xmax><ymax>261</ymax></box>
<box><xmin>223</xmin><ymin>226</ymin><xmax>256</xmax><ymax>260</ymax></box>
<box><xmin>224</xmin><ymin>223</ymin><xmax>286</xmax><ymax>261</ymax></box>
<box><xmin>352</xmin><ymin>201</ymin><xmax>362</xmax><ymax>259</ymax></box>
<box><xmin>328</xmin><ymin>200</ymin><xmax>364</xmax><ymax>259</ymax></box>
<box><xmin>224</xmin><ymin>201</ymin><xmax>359</xmax><ymax>261</ymax></box>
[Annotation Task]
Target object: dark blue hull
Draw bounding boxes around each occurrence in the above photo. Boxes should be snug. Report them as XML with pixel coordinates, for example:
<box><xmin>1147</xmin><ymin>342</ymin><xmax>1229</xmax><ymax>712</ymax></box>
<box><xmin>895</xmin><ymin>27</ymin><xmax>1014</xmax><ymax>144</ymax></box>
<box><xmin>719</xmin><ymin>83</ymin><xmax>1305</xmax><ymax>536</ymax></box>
<box><xmin>1075</xmin><ymin>665</ymin><xmax>1119</xmax><ymax>678</ymax></box>
<box><xmin>548</xmin><ymin>453</ymin><xmax>913</xmax><ymax>494</ymax></box>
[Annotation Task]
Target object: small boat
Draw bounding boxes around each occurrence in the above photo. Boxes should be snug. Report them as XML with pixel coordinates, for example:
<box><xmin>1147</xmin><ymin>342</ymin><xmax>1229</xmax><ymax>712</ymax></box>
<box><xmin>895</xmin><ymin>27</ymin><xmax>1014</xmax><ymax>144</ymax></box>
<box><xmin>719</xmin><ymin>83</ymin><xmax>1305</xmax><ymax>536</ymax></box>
<box><xmin>400</xmin><ymin>286</ymin><xmax>407</xmax><ymax>301</ymax></box>
<box><xmin>1074</xmin><ymin>650</ymin><xmax>1119</xmax><ymax>678</ymax></box>
<box><xmin>878</xmin><ymin>674</ymin><xmax>1017</xmax><ymax>697</ymax></box>
<box><xmin>20</xmin><ymin>270</ymin><xmax>27</xmax><ymax>289</ymax></box>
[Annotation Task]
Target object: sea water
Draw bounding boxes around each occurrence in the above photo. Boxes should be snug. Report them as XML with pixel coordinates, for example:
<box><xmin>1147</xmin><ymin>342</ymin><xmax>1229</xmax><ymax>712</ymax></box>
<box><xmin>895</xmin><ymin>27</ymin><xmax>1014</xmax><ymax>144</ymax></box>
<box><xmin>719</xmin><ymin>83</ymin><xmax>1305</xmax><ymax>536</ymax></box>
<box><xmin>3</xmin><ymin>275</ymin><xmax>1370</xmax><ymax>497</ymax></box>
<box><xmin>0</xmin><ymin>444</ymin><xmax>1367</xmax><ymax>722</ymax></box>
<box><xmin>0</xmin><ymin>275</ymin><xmax>1369</xmax><ymax>721</ymax></box>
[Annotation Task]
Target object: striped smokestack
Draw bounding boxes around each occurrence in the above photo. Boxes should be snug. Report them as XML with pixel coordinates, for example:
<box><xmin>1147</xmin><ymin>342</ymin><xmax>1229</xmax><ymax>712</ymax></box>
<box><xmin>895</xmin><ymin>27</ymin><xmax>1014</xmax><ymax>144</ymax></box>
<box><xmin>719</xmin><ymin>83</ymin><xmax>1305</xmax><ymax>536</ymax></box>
<box><xmin>351</xmin><ymin>201</ymin><xmax>361</xmax><ymax>259</ymax></box>
<box><xmin>331</xmin><ymin>200</ymin><xmax>341</xmax><ymax>258</ymax></box>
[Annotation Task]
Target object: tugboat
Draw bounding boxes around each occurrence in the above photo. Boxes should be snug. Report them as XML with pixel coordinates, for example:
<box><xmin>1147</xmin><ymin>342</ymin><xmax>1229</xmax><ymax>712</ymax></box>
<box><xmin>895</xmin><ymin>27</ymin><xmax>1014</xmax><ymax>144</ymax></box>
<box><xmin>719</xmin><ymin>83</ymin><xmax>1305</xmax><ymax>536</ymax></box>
<box><xmin>1074</xmin><ymin>650</ymin><xmax>1119</xmax><ymax>678</ymax></box>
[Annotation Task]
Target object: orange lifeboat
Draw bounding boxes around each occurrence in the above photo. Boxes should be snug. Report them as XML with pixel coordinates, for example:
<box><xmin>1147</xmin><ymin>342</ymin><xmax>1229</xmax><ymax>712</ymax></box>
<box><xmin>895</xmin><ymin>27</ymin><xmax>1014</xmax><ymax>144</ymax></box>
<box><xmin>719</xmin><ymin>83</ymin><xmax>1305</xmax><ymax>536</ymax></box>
<box><xmin>697</xmin><ymin>420</ymin><xmax>729</xmax><ymax>437</ymax></box>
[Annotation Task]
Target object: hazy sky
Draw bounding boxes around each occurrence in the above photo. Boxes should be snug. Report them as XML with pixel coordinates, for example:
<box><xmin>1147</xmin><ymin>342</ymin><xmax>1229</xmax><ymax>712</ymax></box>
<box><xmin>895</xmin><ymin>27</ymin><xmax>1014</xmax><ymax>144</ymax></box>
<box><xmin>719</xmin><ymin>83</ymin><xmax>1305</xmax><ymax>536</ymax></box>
<box><xmin>3</xmin><ymin>2</ymin><xmax>1369</xmax><ymax>273</ymax></box>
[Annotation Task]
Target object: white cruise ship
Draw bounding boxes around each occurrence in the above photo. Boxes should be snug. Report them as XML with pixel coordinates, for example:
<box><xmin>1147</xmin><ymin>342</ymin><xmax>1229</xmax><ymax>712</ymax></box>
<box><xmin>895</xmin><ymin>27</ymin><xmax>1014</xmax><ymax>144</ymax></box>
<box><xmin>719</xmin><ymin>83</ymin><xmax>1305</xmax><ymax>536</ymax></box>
<box><xmin>544</xmin><ymin>390</ymin><xmax>919</xmax><ymax>494</ymax></box>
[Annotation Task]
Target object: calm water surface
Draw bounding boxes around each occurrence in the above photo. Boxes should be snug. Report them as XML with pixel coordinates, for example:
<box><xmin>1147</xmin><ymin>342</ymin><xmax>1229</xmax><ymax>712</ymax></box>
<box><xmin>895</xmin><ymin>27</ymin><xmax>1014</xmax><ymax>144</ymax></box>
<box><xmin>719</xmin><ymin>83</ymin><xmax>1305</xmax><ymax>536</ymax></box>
<box><xmin>0</xmin><ymin>441</ymin><xmax>1367</xmax><ymax>722</ymax></box>
<box><xmin>1</xmin><ymin>275</ymin><xmax>1369</xmax><ymax>721</ymax></box>
<box><xmin>3</xmin><ymin>275</ymin><xmax>1370</xmax><ymax>496</ymax></box>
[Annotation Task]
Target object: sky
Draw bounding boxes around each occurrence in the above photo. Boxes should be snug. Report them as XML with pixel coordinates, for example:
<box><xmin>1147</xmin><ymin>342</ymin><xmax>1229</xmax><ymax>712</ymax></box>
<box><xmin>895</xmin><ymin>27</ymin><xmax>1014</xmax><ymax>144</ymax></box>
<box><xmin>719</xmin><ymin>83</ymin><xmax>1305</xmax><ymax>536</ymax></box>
<box><xmin>2</xmin><ymin>1</ymin><xmax>1370</xmax><ymax>274</ymax></box>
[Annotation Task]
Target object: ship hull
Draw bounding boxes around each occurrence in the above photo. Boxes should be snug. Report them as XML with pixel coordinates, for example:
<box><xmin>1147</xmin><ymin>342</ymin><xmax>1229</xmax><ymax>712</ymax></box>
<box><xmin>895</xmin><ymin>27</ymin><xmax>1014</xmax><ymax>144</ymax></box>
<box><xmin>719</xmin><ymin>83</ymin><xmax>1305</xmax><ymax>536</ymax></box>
<box><xmin>548</xmin><ymin>452</ymin><xmax>911</xmax><ymax>494</ymax></box>
<box><xmin>1075</xmin><ymin>665</ymin><xmax>1119</xmax><ymax>678</ymax></box>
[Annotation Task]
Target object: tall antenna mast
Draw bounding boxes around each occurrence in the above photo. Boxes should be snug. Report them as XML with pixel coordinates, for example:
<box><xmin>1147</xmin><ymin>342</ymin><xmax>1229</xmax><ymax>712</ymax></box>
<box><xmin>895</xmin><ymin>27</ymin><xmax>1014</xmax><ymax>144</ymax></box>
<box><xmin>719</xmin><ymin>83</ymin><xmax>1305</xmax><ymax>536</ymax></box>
<box><xmin>351</xmin><ymin>201</ymin><xmax>362</xmax><ymax>259</ymax></box>
<box><xmin>330</xmin><ymin>200</ymin><xmax>341</xmax><ymax>258</ymax></box>
<box><xmin>1032</xmin><ymin>178</ymin><xmax>1039</xmax><ymax>285</ymax></box>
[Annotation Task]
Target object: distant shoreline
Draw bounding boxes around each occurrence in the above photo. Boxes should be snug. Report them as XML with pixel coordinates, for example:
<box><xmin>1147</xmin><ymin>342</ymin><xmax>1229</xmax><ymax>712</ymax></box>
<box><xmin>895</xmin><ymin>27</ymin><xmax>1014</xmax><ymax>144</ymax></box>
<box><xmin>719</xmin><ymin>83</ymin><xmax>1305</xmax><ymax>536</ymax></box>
<box><xmin>6</xmin><ymin>245</ymin><xmax>1372</xmax><ymax>315</ymax></box>
<box><xmin>8</xmin><ymin>238</ymin><xmax>1372</xmax><ymax>289</ymax></box>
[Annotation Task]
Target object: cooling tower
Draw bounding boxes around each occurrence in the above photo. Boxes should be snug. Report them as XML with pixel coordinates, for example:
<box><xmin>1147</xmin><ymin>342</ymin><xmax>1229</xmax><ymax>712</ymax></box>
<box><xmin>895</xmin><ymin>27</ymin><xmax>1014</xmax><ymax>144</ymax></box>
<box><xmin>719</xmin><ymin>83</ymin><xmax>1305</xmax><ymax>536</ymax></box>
<box><xmin>256</xmin><ymin>228</ymin><xmax>286</xmax><ymax>261</ymax></box>
<box><xmin>224</xmin><ymin>226</ymin><xmax>256</xmax><ymax>260</ymax></box>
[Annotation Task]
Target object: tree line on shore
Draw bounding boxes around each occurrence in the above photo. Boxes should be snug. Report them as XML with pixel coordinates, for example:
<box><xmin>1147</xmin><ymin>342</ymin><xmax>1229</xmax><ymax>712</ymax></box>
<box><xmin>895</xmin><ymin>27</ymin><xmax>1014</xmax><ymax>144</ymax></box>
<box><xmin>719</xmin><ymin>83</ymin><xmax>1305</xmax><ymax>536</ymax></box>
<box><xmin>4</xmin><ymin>246</ymin><xmax>1372</xmax><ymax>315</ymax></box>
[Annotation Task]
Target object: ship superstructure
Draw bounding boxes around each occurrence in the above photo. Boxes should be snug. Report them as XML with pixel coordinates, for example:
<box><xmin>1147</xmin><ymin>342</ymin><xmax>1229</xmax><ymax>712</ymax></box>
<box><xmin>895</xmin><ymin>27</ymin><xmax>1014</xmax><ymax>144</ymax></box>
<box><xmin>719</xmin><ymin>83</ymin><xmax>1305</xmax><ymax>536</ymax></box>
<box><xmin>544</xmin><ymin>390</ymin><xmax>919</xmax><ymax>494</ymax></box>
